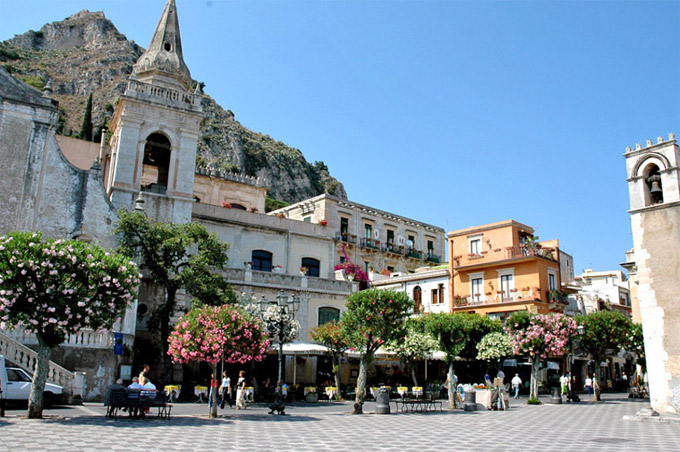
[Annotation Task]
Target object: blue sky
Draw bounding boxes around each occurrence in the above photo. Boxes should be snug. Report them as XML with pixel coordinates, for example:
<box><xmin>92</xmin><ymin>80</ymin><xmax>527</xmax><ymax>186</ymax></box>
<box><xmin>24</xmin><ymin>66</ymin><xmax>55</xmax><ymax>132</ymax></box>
<box><xmin>1</xmin><ymin>0</ymin><xmax>678</xmax><ymax>274</ymax></box>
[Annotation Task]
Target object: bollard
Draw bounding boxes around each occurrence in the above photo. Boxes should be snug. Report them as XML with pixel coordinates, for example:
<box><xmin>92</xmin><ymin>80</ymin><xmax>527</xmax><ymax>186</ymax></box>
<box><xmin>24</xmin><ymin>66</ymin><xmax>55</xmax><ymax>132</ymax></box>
<box><xmin>375</xmin><ymin>387</ymin><xmax>391</xmax><ymax>414</ymax></box>
<box><xmin>548</xmin><ymin>387</ymin><xmax>562</xmax><ymax>404</ymax></box>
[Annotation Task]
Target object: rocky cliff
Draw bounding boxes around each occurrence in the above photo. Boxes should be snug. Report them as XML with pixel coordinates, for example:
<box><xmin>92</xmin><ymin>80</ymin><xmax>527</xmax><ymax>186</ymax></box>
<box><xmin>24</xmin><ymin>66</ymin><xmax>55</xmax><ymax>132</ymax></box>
<box><xmin>0</xmin><ymin>10</ymin><xmax>346</xmax><ymax>204</ymax></box>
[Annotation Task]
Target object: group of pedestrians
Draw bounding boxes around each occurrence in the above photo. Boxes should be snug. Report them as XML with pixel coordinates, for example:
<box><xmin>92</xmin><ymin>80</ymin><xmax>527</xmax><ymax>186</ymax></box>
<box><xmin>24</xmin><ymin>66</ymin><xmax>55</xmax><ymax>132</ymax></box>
<box><xmin>211</xmin><ymin>370</ymin><xmax>248</xmax><ymax>410</ymax></box>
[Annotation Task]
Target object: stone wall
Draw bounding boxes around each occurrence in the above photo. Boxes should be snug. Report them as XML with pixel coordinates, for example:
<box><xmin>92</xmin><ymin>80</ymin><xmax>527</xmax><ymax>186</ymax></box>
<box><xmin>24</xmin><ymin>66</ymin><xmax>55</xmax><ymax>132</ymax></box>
<box><xmin>631</xmin><ymin>204</ymin><xmax>680</xmax><ymax>413</ymax></box>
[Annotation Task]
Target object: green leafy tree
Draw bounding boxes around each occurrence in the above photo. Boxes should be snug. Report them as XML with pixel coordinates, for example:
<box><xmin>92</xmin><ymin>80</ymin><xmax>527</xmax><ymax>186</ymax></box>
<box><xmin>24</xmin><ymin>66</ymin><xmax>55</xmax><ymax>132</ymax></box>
<box><xmin>310</xmin><ymin>321</ymin><xmax>349</xmax><ymax>400</ymax></box>
<box><xmin>415</xmin><ymin>312</ymin><xmax>501</xmax><ymax>408</ymax></box>
<box><xmin>0</xmin><ymin>231</ymin><xmax>139</xmax><ymax>418</ymax></box>
<box><xmin>168</xmin><ymin>305</ymin><xmax>268</xmax><ymax>418</ymax></box>
<box><xmin>342</xmin><ymin>289</ymin><xmax>413</xmax><ymax>414</ymax></box>
<box><xmin>386</xmin><ymin>329</ymin><xmax>438</xmax><ymax>386</ymax></box>
<box><xmin>78</xmin><ymin>93</ymin><xmax>93</xmax><ymax>141</ymax></box>
<box><xmin>575</xmin><ymin>310</ymin><xmax>635</xmax><ymax>401</ymax></box>
<box><xmin>115</xmin><ymin>210</ymin><xmax>236</xmax><ymax>382</ymax></box>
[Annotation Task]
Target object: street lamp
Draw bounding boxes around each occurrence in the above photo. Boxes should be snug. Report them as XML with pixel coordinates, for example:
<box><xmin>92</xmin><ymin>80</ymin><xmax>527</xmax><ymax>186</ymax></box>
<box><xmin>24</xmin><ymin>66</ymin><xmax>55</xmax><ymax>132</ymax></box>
<box><xmin>567</xmin><ymin>324</ymin><xmax>585</xmax><ymax>402</ymax></box>
<box><xmin>256</xmin><ymin>290</ymin><xmax>300</xmax><ymax>414</ymax></box>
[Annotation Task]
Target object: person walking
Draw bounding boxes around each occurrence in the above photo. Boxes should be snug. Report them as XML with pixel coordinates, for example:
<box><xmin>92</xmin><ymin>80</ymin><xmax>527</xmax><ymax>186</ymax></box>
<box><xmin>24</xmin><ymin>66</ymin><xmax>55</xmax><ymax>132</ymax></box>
<box><xmin>560</xmin><ymin>373</ymin><xmax>569</xmax><ymax>396</ymax></box>
<box><xmin>584</xmin><ymin>374</ymin><xmax>593</xmax><ymax>395</ymax></box>
<box><xmin>235</xmin><ymin>370</ymin><xmax>247</xmax><ymax>410</ymax></box>
<box><xmin>511</xmin><ymin>373</ymin><xmax>522</xmax><ymax>399</ymax></box>
<box><xmin>220</xmin><ymin>371</ymin><xmax>232</xmax><ymax>409</ymax></box>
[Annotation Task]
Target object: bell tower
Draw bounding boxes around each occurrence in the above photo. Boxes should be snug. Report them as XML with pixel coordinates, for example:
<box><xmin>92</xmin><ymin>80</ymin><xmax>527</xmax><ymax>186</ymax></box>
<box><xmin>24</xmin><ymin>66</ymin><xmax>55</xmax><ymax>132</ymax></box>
<box><xmin>105</xmin><ymin>0</ymin><xmax>201</xmax><ymax>223</ymax></box>
<box><xmin>624</xmin><ymin>133</ymin><xmax>680</xmax><ymax>414</ymax></box>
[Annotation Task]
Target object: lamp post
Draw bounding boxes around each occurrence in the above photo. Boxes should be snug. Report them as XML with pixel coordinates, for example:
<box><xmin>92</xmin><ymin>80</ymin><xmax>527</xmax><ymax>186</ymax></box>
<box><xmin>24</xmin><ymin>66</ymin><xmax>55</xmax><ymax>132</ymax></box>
<box><xmin>257</xmin><ymin>290</ymin><xmax>300</xmax><ymax>413</ymax></box>
<box><xmin>568</xmin><ymin>324</ymin><xmax>585</xmax><ymax>402</ymax></box>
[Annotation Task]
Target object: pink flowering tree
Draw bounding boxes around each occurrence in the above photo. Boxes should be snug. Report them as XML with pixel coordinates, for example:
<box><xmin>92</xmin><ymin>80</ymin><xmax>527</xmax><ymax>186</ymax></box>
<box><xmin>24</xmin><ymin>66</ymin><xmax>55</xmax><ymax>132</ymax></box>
<box><xmin>506</xmin><ymin>312</ymin><xmax>577</xmax><ymax>402</ymax></box>
<box><xmin>341</xmin><ymin>289</ymin><xmax>413</xmax><ymax>414</ymax></box>
<box><xmin>168</xmin><ymin>304</ymin><xmax>269</xmax><ymax>418</ymax></box>
<box><xmin>0</xmin><ymin>232</ymin><xmax>139</xmax><ymax>418</ymax></box>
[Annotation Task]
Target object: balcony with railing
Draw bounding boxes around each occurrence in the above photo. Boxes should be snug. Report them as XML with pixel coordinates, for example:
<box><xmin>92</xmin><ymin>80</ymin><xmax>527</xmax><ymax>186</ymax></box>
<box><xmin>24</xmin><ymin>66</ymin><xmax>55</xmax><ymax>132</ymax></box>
<box><xmin>360</xmin><ymin>237</ymin><xmax>381</xmax><ymax>250</ymax></box>
<box><xmin>425</xmin><ymin>251</ymin><xmax>441</xmax><ymax>263</ymax></box>
<box><xmin>336</xmin><ymin>232</ymin><xmax>357</xmax><ymax>245</ymax></box>
<box><xmin>454</xmin><ymin>244</ymin><xmax>557</xmax><ymax>268</ymax></box>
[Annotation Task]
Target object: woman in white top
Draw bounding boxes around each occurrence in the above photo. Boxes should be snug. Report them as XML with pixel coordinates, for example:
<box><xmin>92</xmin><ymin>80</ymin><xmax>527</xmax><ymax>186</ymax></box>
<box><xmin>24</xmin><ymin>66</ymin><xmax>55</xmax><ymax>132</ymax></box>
<box><xmin>220</xmin><ymin>371</ymin><xmax>232</xmax><ymax>409</ymax></box>
<box><xmin>235</xmin><ymin>370</ymin><xmax>247</xmax><ymax>409</ymax></box>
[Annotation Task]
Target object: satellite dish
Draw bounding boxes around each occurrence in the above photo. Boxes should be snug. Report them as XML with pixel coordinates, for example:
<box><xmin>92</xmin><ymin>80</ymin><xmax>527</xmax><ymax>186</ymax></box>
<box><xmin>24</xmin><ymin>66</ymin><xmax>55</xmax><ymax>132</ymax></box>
<box><xmin>406</xmin><ymin>239</ymin><xmax>413</xmax><ymax>247</ymax></box>
<box><xmin>398</xmin><ymin>236</ymin><xmax>405</xmax><ymax>245</ymax></box>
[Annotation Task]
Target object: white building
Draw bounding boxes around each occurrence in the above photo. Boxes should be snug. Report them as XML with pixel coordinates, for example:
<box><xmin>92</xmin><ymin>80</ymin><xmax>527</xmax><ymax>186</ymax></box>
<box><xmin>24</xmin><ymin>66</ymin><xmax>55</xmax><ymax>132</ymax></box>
<box><xmin>371</xmin><ymin>267</ymin><xmax>450</xmax><ymax>315</ymax></box>
<box><xmin>570</xmin><ymin>269</ymin><xmax>631</xmax><ymax>317</ymax></box>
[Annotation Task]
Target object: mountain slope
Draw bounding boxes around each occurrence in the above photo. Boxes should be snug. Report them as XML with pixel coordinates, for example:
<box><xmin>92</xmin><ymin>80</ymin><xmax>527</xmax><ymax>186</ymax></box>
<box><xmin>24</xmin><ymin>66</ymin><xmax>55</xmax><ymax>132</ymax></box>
<box><xmin>0</xmin><ymin>10</ymin><xmax>346</xmax><ymax>204</ymax></box>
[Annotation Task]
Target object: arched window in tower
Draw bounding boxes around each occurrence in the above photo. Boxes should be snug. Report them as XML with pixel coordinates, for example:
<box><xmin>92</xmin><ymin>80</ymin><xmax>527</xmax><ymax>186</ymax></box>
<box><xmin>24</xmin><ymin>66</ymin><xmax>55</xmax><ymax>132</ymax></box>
<box><xmin>643</xmin><ymin>163</ymin><xmax>663</xmax><ymax>205</ymax></box>
<box><xmin>413</xmin><ymin>286</ymin><xmax>422</xmax><ymax>314</ymax></box>
<box><xmin>141</xmin><ymin>133</ymin><xmax>171</xmax><ymax>194</ymax></box>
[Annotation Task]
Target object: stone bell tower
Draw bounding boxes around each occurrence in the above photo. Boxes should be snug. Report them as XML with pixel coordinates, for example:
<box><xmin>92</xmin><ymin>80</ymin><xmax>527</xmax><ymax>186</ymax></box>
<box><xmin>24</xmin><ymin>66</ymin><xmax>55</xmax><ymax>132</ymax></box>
<box><xmin>624</xmin><ymin>133</ymin><xmax>680</xmax><ymax>414</ymax></box>
<box><xmin>104</xmin><ymin>0</ymin><xmax>201</xmax><ymax>223</ymax></box>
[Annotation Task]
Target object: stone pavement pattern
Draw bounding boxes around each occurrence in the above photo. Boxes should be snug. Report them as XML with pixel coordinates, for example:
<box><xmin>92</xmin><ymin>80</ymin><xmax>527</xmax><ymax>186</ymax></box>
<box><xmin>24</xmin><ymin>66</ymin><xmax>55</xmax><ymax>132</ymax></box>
<box><xmin>1</xmin><ymin>394</ymin><xmax>679</xmax><ymax>451</ymax></box>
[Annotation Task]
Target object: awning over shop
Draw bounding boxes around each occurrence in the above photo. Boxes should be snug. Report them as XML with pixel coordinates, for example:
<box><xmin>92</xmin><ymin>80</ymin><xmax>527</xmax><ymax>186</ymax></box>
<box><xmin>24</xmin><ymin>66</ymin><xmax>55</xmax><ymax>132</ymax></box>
<box><xmin>276</xmin><ymin>342</ymin><xmax>330</xmax><ymax>356</ymax></box>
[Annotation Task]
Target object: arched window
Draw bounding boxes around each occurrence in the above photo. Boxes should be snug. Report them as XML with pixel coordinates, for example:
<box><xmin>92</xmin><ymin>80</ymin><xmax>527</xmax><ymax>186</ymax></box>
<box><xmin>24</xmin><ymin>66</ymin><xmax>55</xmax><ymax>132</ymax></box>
<box><xmin>413</xmin><ymin>286</ymin><xmax>422</xmax><ymax>314</ymax></box>
<box><xmin>318</xmin><ymin>307</ymin><xmax>340</xmax><ymax>326</ymax></box>
<box><xmin>231</xmin><ymin>203</ymin><xmax>247</xmax><ymax>210</ymax></box>
<box><xmin>141</xmin><ymin>133</ymin><xmax>171</xmax><ymax>194</ymax></box>
<box><xmin>252</xmin><ymin>250</ymin><xmax>272</xmax><ymax>272</ymax></box>
<box><xmin>301</xmin><ymin>257</ymin><xmax>320</xmax><ymax>277</ymax></box>
<box><xmin>643</xmin><ymin>163</ymin><xmax>663</xmax><ymax>205</ymax></box>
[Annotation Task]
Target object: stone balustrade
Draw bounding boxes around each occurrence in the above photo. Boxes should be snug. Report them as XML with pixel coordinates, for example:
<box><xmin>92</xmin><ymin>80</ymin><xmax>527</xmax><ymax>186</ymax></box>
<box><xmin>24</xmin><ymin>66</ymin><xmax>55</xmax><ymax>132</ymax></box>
<box><xmin>0</xmin><ymin>331</ymin><xmax>76</xmax><ymax>397</ymax></box>
<box><xmin>1</xmin><ymin>328</ymin><xmax>134</xmax><ymax>349</ymax></box>
<box><xmin>126</xmin><ymin>79</ymin><xmax>202</xmax><ymax>112</ymax></box>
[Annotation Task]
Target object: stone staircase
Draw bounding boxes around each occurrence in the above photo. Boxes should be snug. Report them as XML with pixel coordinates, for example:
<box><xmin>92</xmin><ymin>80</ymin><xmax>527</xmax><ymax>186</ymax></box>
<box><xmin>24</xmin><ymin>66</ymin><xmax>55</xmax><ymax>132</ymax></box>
<box><xmin>0</xmin><ymin>331</ymin><xmax>84</xmax><ymax>403</ymax></box>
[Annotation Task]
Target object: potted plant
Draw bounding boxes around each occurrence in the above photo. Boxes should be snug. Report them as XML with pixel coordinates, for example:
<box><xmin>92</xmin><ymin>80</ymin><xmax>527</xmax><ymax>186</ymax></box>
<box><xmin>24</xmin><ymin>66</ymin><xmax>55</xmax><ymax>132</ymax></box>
<box><xmin>300</xmin><ymin>266</ymin><xmax>308</xmax><ymax>276</ymax></box>
<box><xmin>222</xmin><ymin>201</ymin><xmax>232</xmax><ymax>208</ymax></box>
<box><xmin>249</xmin><ymin>207</ymin><xmax>258</xmax><ymax>213</ymax></box>
<box><xmin>244</xmin><ymin>261</ymin><xmax>252</xmax><ymax>270</ymax></box>
<box><xmin>318</xmin><ymin>219</ymin><xmax>328</xmax><ymax>226</ymax></box>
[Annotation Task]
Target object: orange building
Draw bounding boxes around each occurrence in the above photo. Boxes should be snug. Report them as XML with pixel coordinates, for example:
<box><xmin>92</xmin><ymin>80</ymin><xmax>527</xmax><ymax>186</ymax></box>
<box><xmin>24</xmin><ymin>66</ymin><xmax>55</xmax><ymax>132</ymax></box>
<box><xmin>448</xmin><ymin>220</ymin><xmax>570</xmax><ymax>321</ymax></box>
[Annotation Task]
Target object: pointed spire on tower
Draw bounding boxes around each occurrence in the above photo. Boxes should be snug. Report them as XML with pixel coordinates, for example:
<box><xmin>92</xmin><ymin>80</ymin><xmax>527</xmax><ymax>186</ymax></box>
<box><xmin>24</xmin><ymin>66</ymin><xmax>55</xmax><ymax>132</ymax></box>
<box><xmin>132</xmin><ymin>0</ymin><xmax>192</xmax><ymax>92</ymax></box>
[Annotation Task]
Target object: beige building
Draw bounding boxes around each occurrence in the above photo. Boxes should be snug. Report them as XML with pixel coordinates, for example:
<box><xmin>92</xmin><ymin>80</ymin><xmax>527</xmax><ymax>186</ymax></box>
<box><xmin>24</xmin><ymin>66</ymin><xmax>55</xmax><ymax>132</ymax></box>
<box><xmin>624</xmin><ymin>133</ymin><xmax>680</xmax><ymax>414</ymax></box>
<box><xmin>271</xmin><ymin>194</ymin><xmax>446</xmax><ymax>276</ymax></box>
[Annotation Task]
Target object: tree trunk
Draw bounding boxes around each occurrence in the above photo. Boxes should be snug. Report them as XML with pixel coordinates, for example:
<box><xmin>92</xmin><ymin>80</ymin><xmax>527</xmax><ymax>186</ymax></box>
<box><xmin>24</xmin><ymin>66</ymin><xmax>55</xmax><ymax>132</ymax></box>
<box><xmin>593</xmin><ymin>363</ymin><xmax>602</xmax><ymax>401</ymax></box>
<box><xmin>411</xmin><ymin>367</ymin><xmax>418</xmax><ymax>387</ymax></box>
<box><xmin>332</xmin><ymin>355</ymin><xmax>342</xmax><ymax>401</ymax></box>
<box><xmin>447</xmin><ymin>362</ymin><xmax>456</xmax><ymax>409</ymax></box>
<box><xmin>353</xmin><ymin>356</ymin><xmax>369</xmax><ymax>414</ymax></box>
<box><xmin>209</xmin><ymin>364</ymin><xmax>218</xmax><ymax>418</ymax></box>
<box><xmin>27</xmin><ymin>339</ymin><xmax>52</xmax><ymax>419</ymax></box>
<box><xmin>160</xmin><ymin>286</ymin><xmax>177</xmax><ymax>384</ymax></box>
<box><xmin>529</xmin><ymin>358</ymin><xmax>540</xmax><ymax>400</ymax></box>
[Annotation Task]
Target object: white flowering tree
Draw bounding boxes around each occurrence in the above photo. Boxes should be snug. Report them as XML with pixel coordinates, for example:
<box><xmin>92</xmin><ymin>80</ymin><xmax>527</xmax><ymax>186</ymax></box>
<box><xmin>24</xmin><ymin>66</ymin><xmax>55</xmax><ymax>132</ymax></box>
<box><xmin>0</xmin><ymin>232</ymin><xmax>139</xmax><ymax>418</ymax></box>
<box><xmin>387</xmin><ymin>330</ymin><xmax>438</xmax><ymax>386</ymax></box>
<box><xmin>476</xmin><ymin>331</ymin><xmax>513</xmax><ymax>361</ymax></box>
<box><xmin>261</xmin><ymin>305</ymin><xmax>300</xmax><ymax>385</ymax></box>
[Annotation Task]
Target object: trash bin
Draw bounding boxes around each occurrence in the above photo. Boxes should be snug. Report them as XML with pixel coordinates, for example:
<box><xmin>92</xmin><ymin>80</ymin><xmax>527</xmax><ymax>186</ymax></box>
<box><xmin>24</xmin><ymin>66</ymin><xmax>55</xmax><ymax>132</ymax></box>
<box><xmin>306</xmin><ymin>392</ymin><xmax>318</xmax><ymax>403</ymax></box>
<box><xmin>464</xmin><ymin>390</ymin><xmax>476</xmax><ymax>411</ymax></box>
<box><xmin>375</xmin><ymin>387</ymin><xmax>391</xmax><ymax>414</ymax></box>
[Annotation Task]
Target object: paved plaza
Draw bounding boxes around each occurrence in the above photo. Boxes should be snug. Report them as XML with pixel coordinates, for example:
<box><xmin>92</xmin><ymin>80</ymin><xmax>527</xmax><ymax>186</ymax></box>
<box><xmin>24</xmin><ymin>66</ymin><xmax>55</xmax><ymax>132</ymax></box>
<box><xmin>1</xmin><ymin>393</ymin><xmax>678</xmax><ymax>452</ymax></box>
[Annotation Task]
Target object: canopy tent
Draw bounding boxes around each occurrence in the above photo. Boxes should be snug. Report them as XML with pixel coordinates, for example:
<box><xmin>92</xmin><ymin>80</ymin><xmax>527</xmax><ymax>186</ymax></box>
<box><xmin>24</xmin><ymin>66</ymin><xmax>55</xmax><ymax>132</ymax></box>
<box><xmin>276</xmin><ymin>342</ymin><xmax>330</xmax><ymax>356</ymax></box>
